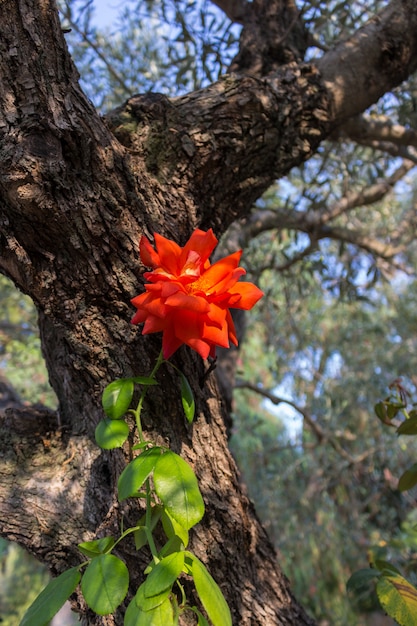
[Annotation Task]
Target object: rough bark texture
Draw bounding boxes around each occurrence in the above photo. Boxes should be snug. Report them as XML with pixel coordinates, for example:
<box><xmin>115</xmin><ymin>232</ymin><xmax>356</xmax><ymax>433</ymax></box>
<box><xmin>1</xmin><ymin>0</ymin><xmax>417</xmax><ymax>624</ymax></box>
<box><xmin>317</xmin><ymin>0</ymin><xmax>417</xmax><ymax>124</ymax></box>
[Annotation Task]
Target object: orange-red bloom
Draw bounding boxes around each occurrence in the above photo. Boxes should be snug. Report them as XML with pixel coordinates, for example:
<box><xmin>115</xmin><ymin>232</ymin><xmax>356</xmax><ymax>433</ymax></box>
<box><xmin>131</xmin><ymin>229</ymin><xmax>263</xmax><ymax>359</ymax></box>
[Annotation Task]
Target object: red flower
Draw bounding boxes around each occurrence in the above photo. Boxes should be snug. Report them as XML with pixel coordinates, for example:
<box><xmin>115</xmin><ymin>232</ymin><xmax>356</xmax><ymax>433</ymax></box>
<box><xmin>131</xmin><ymin>229</ymin><xmax>263</xmax><ymax>359</ymax></box>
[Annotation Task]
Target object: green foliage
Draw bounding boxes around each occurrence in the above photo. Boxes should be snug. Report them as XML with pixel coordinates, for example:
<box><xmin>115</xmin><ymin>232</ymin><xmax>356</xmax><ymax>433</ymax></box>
<box><xmin>134</xmin><ymin>582</ymin><xmax>172</xmax><ymax>611</ymax></box>
<box><xmin>118</xmin><ymin>447</ymin><xmax>162</xmax><ymax>500</ymax></box>
<box><xmin>20</xmin><ymin>566</ymin><xmax>81</xmax><ymax>625</ymax></box>
<box><xmin>347</xmin><ymin>385</ymin><xmax>417</xmax><ymax>624</ymax></box>
<box><xmin>0</xmin><ymin>540</ymin><xmax>51</xmax><ymax>626</ymax></box>
<box><xmin>231</xmin><ymin>249</ymin><xmax>417</xmax><ymax>622</ymax></box>
<box><xmin>179</xmin><ymin>371</ymin><xmax>195</xmax><ymax>423</ymax></box>
<box><xmin>348</xmin><ymin>562</ymin><xmax>417</xmax><ymax>626</ymax></box>
<box><xmin>78</xmin><ymin>536</ymin><xmax>115</xmax><ymax>558</ymax></box>
<box><xmin>102</xmin><ymin>378</ymin><xmax>135</xmax><ymax>419</ymax></box>
<box><xmin>185</xmin><ymin>552</ymin><xmax>232</xmax><ymax>626</ymax></box>
<box><xmin>81</xmin><ymin>555</ymin><xmax>129</xmax><ymax>615</ymax></box>
<box><xmin>398</xmin><ymin>463</ymin><xmax>417</xmax><ymax>492</ymax></box>
<box><xmin>59</xmin><ymin>0</ymin><xmax>239</xmax><ymax>110</ymax></box>
<box><xmin>376</xmin><ymin>573</ymin><xmax>417</xmax><ymax>626</ymax></box>
<box><xmin>22</xmin><ymin>369</ymin><xmax>228</xmax><ymax>625</ymax></box>
<box><xmin>95</xmin><ymin>417</ymin><xmax>130</xmax><ymax>448</ymax></box>
<box><xmin>0</xmin><ymin>275</ymin><xmax>56</xmax><ymax>407</ymax></box>
<box><xmin>161</xmin><ymin>508</ymin><xmax>189</xmax><ymax>548</ymax></box>
<box><xmin>143</xmin><ymin>552</ymin><xmax>185</xmax><ymax>597</ymax></box>
<box><xmin>102</xmin><ymin>377</ymin><xmax>158</xmax><ymax>420</ymax></box>
<box><xmin>125</xmin><ymin>590</ymin><xmax>175</xmax><ymax>625</ymax></box>
<box><xmin>153</xmin><ymin>450</ymin><xmax>205</xmax><ymax>530</ymax></box>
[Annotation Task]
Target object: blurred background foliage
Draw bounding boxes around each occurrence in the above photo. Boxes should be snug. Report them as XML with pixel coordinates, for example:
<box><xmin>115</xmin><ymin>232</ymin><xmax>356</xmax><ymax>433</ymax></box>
<box><xmin>0</xmin><ymin>538</ymin><xmax>50</xmax><ymax>625</ymax></box>
<box><xmin>2</xmin><ymin>1</ymin><xmax>417</xmax><ymax>624</ymax></box>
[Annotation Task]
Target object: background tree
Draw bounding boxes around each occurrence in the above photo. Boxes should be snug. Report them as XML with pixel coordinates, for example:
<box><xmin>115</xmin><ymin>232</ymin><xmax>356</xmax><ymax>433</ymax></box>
<box><xmin>2</xmin><ymin>0</ymin><xmax>417</xmax><ymax>624</ymax></box>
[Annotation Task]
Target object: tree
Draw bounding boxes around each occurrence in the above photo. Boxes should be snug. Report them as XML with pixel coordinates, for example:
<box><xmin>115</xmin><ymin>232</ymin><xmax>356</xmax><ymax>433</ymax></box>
<box><xmin>1</xmin><ymin>0</ymin><xmax>417</xmax><ymax>624</ymax></box>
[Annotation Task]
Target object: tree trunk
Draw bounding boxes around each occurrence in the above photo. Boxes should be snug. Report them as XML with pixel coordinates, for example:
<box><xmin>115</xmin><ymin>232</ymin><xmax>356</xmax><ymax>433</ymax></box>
<box><xmin>1</xmin><ymin>0</ymin><xmax>417</xmax><ymax>624</ymax></box>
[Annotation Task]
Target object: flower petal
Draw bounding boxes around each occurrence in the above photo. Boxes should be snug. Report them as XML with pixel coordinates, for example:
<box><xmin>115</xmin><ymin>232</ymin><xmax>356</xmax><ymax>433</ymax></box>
<box><xmin>162</xmin><ymin>328</ymin><xmax>184</xmax><ymax>359</ymax></box>
<box><xmin>202</xmin><ymin>320</ymin><xmax>230</xmax><ymax>348</ymax></box>
<box><xmin>228</xmin><ymin>282</ymin><xmax>264</xmax><ymax>309</ymax></box>
<box><xmin>140</xmin><ymin>236</ymin><xmax>160</xmax><ymax>268</ymax></box>
<box><xmin>225</xmin><ymin>310</ymin><xmax>238</xmax><ymax>346</ymax></box>
<box><xmin>154</xmin><ymin>233</ymin><xmax>182</xmax><ymax>275</ymax></box>
<box><xmin>197</xmin><ymin>252</ymin><xmax>244</xmax><ymax>295</ymax></box>
<box><xmin>143</xmin><ymin>315</ymin><xmax>168</xmax><ymax>334</ymax></box>
<box><xmin>180</xmin><ymin>229</ymin><xmax>218</xmax><ymax>268</ymax></box>
<box><xmin>165</xmin><ymin>291</ymin><xmax>210</xmax><ymax>313</ymax></box>
<box><xmin>173</xmin><ymin>310</ymin><xmax>211</xmax><ymax>359</ymax></box>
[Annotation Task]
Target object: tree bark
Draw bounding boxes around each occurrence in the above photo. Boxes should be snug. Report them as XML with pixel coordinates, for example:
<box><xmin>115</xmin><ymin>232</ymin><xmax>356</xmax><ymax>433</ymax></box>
<box><xmin>1</xmin><ymin>0</ymin><xmax>417</xmax><ymax>624</ymax></box>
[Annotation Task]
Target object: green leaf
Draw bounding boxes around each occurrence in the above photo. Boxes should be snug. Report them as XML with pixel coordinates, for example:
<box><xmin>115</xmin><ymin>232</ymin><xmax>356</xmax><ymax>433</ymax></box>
<box><xmin>154</xmin><ymin>451</ymin><xmax>204</xmax><ymax>530</ymax></box>
<box><xmin>131</xmin><ymin>376</ymin><xmax>158</xmax><ymax>386</ymax></box>
<box><xmin>118</xmin><ymin>447</ymin><xmax>162</xmax><ymax>501</ymax></box>
<box><xmin>374</xmin><ymin>560</ymin><xmax>402</xmax><ymax>575</ymax></box>
<box><xmin>78</xmin><ymin>536</ymin><xmax>115</xmax><ymax>558</ymax></box>
<box><xmin>387</xmin><ymin>401</ymin><xmax>406</xmax><ymax>418</ymax></box>
<box><xmin>125</xmin><ymin>598</ymin><xmax>144</xmax><ymax>626</ymax></box>
<box><xmin>159</xmin><ymin>535</ymin><xmax>185</xmax><ymax>559</ymax></box>
<box><xmin>101</xmin><ymin>377</ymin><xmax>157</xmax><ymax>422</ymax></box>
<box><xmin>398</xmin><ymin>463</ymin><xmax>417</xmax><ymax>491</ymax></box>
<box><xmin>374</xmin><ymin>401</ymin><xmax>388</xmax><ymax>422</ymax></box>
<box><xmin>132</xmin><ymin>441</ymin><xmax>155</xmax><ymax>451</ymax></box>
<box><xmin>186</xmin><ymin>552</ymin><xmax>232</xmax><ymax>626</ymax></box>
<box><xmin>20</xmin><ymin>566</ymin><xmax>81</xmax><ymax>626</ymax></box>
<box><xmin>95</xmin><ymin>418</ymin><xmax>129</xmax><ymax>449</ymax></box>
<box><xmin>375</xmin><ymin>400</ymin><xmax>404</xmax><ymax>423</ymax></box>
<box><xmin>397</xmin><ymin>416</ymin><xmax>417</xmax><ymax>435</ymax></box>
<box><xmin>346</xmin><ymin>568</ymin><xmax>380</xmax><ymax>594</ymax></box>
<box><xmin>144</xmin><ymin>552</ymin><xmax>185</xmax><ymax>598</ymax></box>
<box><xmin>135</xmin><ymin>583</ymin><xmax>171</xmax><ymax>611</ymax></box>
<box><xmin>134</xmin><ymin>526</ymin><xmax>148</xmax><ymax>552</ymax></box>
<box><xmin>195</xmin><ymin>609</ymin><xmax>210</xmax><ymax>626</ymax></box>
<box><xmin>377</xmin><ymin>573</ymin><xmax>417</xmax><ymax>626</ymax></box>
<box><xmin>81</xmin><ymin>554</ymin><xmax>129</xmax><ymax>615</ymax></box>
<box><xmin>102</xmin><ymin>379</ymin><xmax>135</xmax><ymax>419</ymax></box>
<box><xmin>161</xmin><ymin>508</ymin><xmax>189</xmax><ymax>548</ymax></box>
<box><xmin>125</xmin><ymin>594</ymin><xmax>174</xmax><ymax>626</ymax></box>
<box><xmin>179</xmin><ymin>372</ymin><xmax>195</xmax><ymax>423</ymax></box>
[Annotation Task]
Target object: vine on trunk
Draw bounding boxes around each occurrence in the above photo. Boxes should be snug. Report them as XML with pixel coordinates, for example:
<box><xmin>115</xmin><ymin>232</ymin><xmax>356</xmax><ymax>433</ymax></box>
<box><xmin>20</xmin><ymin>229</ymin><xmax>263</xmax><ymax>626</ymax></box>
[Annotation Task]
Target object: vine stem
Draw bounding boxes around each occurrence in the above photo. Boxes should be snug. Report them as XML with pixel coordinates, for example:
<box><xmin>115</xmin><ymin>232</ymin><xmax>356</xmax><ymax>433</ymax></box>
<box><xmin>133</xmin><ymin>349</ymin><xmax>165</xmax><ymax>443</ymax></box>
<box><xmin>130</xmin><ymin>349</ymin><xmax>165</xmax><ymax>559</ymax></box>
<box><xmin>145</xmin><ymin>480</ymin><xmax>159</xmax><ymax>560</ymax></box>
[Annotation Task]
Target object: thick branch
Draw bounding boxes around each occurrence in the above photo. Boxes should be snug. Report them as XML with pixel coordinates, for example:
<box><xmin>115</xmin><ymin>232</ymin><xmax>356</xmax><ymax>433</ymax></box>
<box><xmin>230</xmin><ymin>0</ymin><xmax>309</xmax><ymax>73</ymax></box>
<box><xmin>209</xmin><ymin>0</ymin><xmax>249</xmax><ymax>23</ymax></box>
<box><xmin>106</xmin><ymin>66</ymin><xmax>330</xmax><ymax>231</ymax></box>
<box><xmin>317</xmin><ymin>0</ymin><xmax>417</xmax><ymax>124</ymax></box>
<box><xmin>342</xmin><ymin>114</ymin><xmax>417</xmax><ymax>148</ymax></box>
<box><xmin>338</xmin><ymin>115</ymin><xmax>417</xmax><ymax>163</ymax></box>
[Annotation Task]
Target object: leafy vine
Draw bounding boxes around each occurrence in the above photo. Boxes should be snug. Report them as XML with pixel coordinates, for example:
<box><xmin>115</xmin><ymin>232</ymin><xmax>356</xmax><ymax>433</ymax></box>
<box><xmin>20</xmin><ymin>229</ymin><xmax>263</xmax><ymax>625</ymax></box>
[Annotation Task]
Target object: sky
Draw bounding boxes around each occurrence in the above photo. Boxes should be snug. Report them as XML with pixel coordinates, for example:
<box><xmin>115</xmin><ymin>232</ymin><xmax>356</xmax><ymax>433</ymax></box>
<box><xmin>89</xmin><ymin>0</ymin><xmax>121</xmax><ymax>28</ymax></box>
